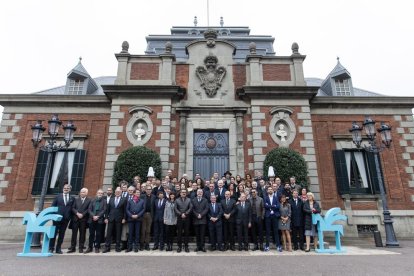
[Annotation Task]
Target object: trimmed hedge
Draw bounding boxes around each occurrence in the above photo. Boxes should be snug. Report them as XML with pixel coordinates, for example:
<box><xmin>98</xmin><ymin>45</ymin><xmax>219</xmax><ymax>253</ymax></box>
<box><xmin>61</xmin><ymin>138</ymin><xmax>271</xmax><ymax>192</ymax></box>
<box><xmin>263</xmin><ymin>147</ymin><xmax>308</xmax><ymax>188</ymax></box>
<box><xmin>112</xmin><ymin>146</ymin><xmax>162</xmax><ymax>188</ymax></box>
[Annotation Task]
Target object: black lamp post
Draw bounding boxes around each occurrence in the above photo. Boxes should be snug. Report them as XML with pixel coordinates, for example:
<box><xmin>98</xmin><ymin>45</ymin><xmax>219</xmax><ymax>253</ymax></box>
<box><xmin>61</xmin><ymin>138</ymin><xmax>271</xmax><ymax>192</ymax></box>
<box><xmin>349</xmin><ymin>116</ymin><xmax>399</xmax><ymax>247</ymax></box>
<box><xmin>30</xmin><ymin>114</ymin><xmax>76</xmax><ymax>247</ymax></box>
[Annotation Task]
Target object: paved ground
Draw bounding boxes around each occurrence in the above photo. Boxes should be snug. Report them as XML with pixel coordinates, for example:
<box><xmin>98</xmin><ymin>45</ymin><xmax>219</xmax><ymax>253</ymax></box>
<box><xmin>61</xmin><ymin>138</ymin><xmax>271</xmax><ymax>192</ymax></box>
<box><xmin>1</xmin><ymin>239</ymin><xmax>413</xmax><ymax>276</ymax></box>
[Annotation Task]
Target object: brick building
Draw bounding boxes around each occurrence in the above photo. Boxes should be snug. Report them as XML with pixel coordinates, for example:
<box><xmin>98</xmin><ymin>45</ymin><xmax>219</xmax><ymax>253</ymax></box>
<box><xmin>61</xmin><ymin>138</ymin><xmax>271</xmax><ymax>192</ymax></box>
<box><xmin>0</xmin><ymin>24</ymin><xmax>413</xmax><ymax>240</ymax></box>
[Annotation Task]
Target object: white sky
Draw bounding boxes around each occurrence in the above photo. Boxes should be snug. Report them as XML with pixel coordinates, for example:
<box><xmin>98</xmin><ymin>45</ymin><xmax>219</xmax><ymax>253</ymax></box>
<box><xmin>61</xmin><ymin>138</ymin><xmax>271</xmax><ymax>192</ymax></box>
<box><xmin>0</xmin><ymin>0</ymin><xmax>413</xmax><ymax>97</ymax></box>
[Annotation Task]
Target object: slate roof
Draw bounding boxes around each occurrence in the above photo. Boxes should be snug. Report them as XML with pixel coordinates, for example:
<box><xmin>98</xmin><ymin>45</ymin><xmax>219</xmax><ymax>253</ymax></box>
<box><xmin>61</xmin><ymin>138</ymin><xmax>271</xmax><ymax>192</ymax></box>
<box><xmin>145</xmin><ymin>26</ymin><xmax>276</xmax><ymax>62</ymax></box>
<box><xmin>305</xmin><ymin>78</ymin><xmax>385</xmax><ymax>97</ymax></box>
<box><xmin>34</xmin><ymin>76</ymin><xmax>116</xmax><ymax>95</ymax></box>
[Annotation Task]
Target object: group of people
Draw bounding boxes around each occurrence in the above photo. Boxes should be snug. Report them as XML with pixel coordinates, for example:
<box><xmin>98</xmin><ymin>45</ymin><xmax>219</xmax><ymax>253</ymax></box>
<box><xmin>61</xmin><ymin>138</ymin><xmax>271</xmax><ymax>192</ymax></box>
<box><xmin>48</xmin><ymin>170</ymin><xmax>321</xmax><ymax>254</ymax></box>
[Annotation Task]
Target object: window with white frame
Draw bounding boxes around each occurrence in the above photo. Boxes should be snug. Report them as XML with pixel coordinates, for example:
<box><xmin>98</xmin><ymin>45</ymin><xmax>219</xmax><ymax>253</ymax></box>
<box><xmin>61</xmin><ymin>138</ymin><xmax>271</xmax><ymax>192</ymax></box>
<box><xmin>68</xmin><ymin>79</ymin><xmax>84</xmax><ymax>95</ymax></box>
<box><xmin>334</xmin><ymin>78</ymin><xmax>351</xmax><ymax>96</ymax></box>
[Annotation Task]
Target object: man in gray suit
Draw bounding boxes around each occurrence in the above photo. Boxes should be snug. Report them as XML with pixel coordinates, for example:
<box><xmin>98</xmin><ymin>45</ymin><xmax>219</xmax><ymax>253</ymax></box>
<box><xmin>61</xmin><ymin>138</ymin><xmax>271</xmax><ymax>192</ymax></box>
<box><xmin>249</xmin><ymin>189</ymin><xmax>264</xmax><ymax>251</ymax></box>
<box><xmin>191</xmin><ymin>189</ymin><xmax>209</xmax><ymax>252</ymax></box>
<box><xmin>174</xmin><ymin>189</ymin><xmax>193</xmax><ymax>253</ymax></box>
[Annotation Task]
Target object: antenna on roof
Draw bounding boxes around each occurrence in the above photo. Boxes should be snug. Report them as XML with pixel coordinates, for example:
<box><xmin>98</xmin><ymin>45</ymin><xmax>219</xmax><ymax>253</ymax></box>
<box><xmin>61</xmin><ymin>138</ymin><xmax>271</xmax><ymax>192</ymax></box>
<box><xmin>194</xmin><ymin>16</ymin><xmax>198</xmax><ymax>27</ymax></box>
<box><xmin>207</xmin><ymin>0</ymin><xmax>210</xmax><ymax>26</ymax></box>
<box><xmin>220</xmin><ymin>16</ymin><xmax>224</xmax><ymax>27</ymax></box>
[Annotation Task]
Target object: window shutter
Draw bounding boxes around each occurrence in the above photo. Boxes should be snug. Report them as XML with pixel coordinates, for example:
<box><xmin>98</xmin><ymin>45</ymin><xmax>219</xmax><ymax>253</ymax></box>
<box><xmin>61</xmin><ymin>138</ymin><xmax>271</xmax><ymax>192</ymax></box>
<box><xmin>366</xmin><ymin>151</ymin><xmax>385</xmax><ymax>194</ymax></box>
<box><xmin>70</xmin><ymin>149</ymin><xmax>87</xmax><ymax>193</ymax></box>
<box><xmin>32</xmin><ymin>150</ymin><xmax>49</xmax><ymax>195</ymax></box>
<box><xmin>332</xmin><ymin>150</ymin><xmax>350</xmax><ymax>195</ymax></box>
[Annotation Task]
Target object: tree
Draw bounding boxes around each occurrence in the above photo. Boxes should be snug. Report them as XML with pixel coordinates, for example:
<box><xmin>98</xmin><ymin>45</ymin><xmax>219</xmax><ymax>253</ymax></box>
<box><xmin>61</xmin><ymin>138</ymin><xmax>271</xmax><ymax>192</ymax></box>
<box><xmin>263</xmin><ymin>147</ymin><xmax>308</xmax><ymax>188</ymax></box>
<box><xmin>112</xmin><ymin>146</ymin><xmax>162</xmax><ymax>188</ymax></box>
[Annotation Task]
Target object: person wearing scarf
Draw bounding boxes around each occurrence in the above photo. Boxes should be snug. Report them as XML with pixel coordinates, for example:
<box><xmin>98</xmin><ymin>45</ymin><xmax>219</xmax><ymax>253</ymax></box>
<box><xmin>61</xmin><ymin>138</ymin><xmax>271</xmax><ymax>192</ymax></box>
<box><xmin>86</xmin><ymin>189</ymin><xmax>107</xmax><ymax>253</ymax></box>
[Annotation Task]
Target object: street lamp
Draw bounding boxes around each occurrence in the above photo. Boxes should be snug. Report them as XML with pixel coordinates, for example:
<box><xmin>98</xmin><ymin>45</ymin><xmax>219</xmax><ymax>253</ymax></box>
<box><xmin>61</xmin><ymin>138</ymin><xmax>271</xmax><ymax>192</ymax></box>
<box><xmin>349</xmin><ymin>116</ymin><xmax>399</xmax><ymax>247</ymax></box>
<box><xmin>30</xmin><ymin>114</ymin><xmax>76</xmax><ymax>247</ymax></box>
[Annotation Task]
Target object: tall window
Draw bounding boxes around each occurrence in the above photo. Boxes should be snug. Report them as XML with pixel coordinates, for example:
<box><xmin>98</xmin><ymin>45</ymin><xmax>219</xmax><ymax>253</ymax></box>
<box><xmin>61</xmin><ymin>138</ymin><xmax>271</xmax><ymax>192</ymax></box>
<box><xmin>333</xmin><ymin>149</ymin><xmax>384</xmax><ymax>195</ymax></box>
<box><xmin>68</xmin><ymin>79</ymin><xmax>84</xmax><ymax>95</ymax></box>
<box><xmin>32</xmin><ymin>149</ymin><xmax>86</xmax><ymax>195</ymax></box>
<box><xmin>334</xmin><ymin>78</ymin><xmax>351</xmax><ymax>96</ymax></box>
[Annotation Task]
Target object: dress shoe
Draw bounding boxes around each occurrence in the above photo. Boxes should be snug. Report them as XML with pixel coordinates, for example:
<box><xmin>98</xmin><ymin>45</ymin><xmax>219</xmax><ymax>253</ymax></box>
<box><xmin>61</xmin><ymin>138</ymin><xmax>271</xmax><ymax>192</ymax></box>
<box><xmin>48</xmin><ymin>249</ymin><xmax>53</xmax><ymax>254</ymax></box>
<box><xmin>194</xmin><ymin>248</ymin><xmax>199</xmax><ymax>252</ymax></box>
<box><xmin>184</xmin><ymin>246</ymin><xmax>190</xmax><ymax>253</ymax></box>
<box><xmin>211</xmin><ymin>246</ymin><xmax>216</xmax><ymax>251</ymax></box>
<box><xmin>84</xmin><ymin>248</ymin><xmax>93</xmax><ymax>254</ymax></box>
<box><xmin>219</xmin><ymin>247</ymin><xmax>224</xmax><ymax>251</ymax></box>
<box><xmin>95</xmin><ymin>248</ymin><xmax>100</xmax><ymax>253</ymax></box>
<box><xmin>238</xmin><ymin>246</ymin><xmax>243</xmax><ymax>251</ymax></box>
<box><xmin>259</xmin><ymin>244</ymin><xmax>264</xmax><ymax>251</ymax></box>
<box><xmin>253</xmin><ymin>244</ymin><xmax>259</xmax><ymax>251</ymax></box>
<box><xmin>115</xmin><ymin>248</ymin><xmax>122</xmax><ymax>252</ymax></box>
<box><xmin>305</xmin><ymin>248</ymin><xmax>310</xmax><ymax>252</ymax></box>
<box><xmin>121</xmin><ymin>242</ymin><xmax>127</xmax><ymax>250</ymax></box>
<box><xmin>140</xmin><ymin>244</ymin><xmax>144</xmax><ymax>251</ymax></box>
<box><xmin>177</xmin><ymin>247</ymin><xmax>182</xmax><ymax>253</ymax></box>
<box><xmin>300</xmin><ymin>247</ymin><xmax>305</xmax><ymax>251</ymax></box>
<box><xmin>126</xmin><ymin>248</ymin><xmax>132</xmax><ymax>252</ymax></box>
<box><xmin>145</xmin><ymin>244</ymin><xmax>150</xmax><ymax>251</ymax></box>
<box><xmin>79</xmin><ymin>248</ymin><xmax>83</xmax><ymax>253</ymax></box>
<box><xmin>67</xmin><ymin>248</ymin><xmax>75</xmax><ymax>253</ymax></box>
<box><xmin>152</xmin><ymin>245</ymin><xmax>159</xmax><ymax>250</ymax></box>
<box><xmin>294</xmin><ymin>247</ymin><xmax>298</xmax><ymax>251</ymax></box>
<box><xmin>201</xmin><ymin>247</ymin><xmax>206</xmax><ymax>252</ymax></box>
<box><xmin>244</xmin><ymin>246</ymin><xmax>248</xmax><ymax>251</ymax></box>
<box><xmin>55</xmin><ymin>250</ymin><xmax>63</xmax><ymax>254</ymax></box>
<box><xmin>160</xmin><ymin>246</ymin><xmax>164</xmax><ymax>251</ymax></box>
<box><xmin>102</xmin><ymin>248</ymin><xmax>110</xmax><ymax>253</ymax></box>
<box><xmin>134</xmin><ymin>247</ymin><xmax>139</xmax><ymax>252</ymax></box>
<box><xmin>230</xmin><ymin>246</ymin><xmax>235</xmax><ymax>251</ymax></box>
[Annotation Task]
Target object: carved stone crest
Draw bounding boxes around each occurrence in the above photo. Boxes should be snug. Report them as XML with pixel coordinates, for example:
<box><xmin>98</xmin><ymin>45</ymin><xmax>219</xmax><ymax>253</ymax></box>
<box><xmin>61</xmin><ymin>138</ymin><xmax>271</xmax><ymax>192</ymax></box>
<box><xmin>196</xmin><ymin>55</ymin><xmax>226</xmax><ymax>97</ymax></box>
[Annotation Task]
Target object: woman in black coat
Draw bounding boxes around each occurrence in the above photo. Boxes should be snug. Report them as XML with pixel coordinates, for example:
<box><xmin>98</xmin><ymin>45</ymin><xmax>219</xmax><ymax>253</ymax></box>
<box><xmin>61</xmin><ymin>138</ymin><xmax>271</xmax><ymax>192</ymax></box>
<box><xmin>303</xmin><ymin>192</ymin><xmax>321</xmax><ymax>252</ymax></box>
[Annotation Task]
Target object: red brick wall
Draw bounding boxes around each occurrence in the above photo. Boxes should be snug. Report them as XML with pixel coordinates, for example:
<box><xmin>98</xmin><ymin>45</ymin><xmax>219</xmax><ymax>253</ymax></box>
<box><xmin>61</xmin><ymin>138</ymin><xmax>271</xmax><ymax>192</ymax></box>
<box><xmin>0</xmin><ymin>113</ymin><xmax>110</xmax><ymax>211</ymax></box>
<box><xmin>312</xmin><ymin>114</ymin><xmax>414</xmax><ymax>210</ymax></box>
<box><xmin>262</xmin><ymin>64</ymin><xmax>291</xmax><ymax>81</ymax></box>
<box><xmin>130</xmin><ymin>63</ymin><xmax>159</xmax><ymax>80</ymax></box>
<box><xmin>233</xmin><ymin>64</ymin><xmax>246</xmax><ymax>100</ymax></box>
<box><xmin>175</xmin><ymin>64</ymin><xmax>189</xmax><ymax>100</ymax></box>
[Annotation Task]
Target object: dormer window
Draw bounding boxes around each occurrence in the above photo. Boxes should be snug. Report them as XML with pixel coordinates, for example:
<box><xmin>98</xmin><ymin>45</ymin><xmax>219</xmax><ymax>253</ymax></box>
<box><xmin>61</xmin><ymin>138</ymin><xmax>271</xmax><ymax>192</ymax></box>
<box><xmin>335</xmin><ymin>78</ymin><xmax>351</xmax><ymax>96</ymax></box>
<box><xmin>68</xmin><ymin>79</ymin><xmax>84</xmax><ymax>95</ymax></box>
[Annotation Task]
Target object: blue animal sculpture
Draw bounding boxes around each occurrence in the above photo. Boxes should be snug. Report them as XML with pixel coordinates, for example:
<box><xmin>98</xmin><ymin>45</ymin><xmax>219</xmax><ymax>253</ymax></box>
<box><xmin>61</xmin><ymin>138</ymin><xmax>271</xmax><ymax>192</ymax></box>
<box><xmin>17</xmin><ymin>207</ymin><xmax>62</xmax><ymax>257</ymax></box>
<box><xmin>312</xmin><ymin>207</ymin><xmax>347</xmax><ymax>253</ymax></box>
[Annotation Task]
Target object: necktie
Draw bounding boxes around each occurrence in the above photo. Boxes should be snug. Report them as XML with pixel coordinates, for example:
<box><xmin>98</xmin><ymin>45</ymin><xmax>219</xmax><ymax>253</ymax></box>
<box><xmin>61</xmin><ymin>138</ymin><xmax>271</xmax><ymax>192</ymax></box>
<box><xmin>226</xmin><ymin>199</ymin><xmax>229</xmax><ymax>205</ymax></box>
<box><xmin>64</xmin><ymin>194</ymin><xmax>68</xmax><ymax>206</ymax></box>
<box><xmin>158</xmin><ymin>200</ymin><xmax>161</xmax><ymax>208</ymax></box>
<box><xmin>81</xmin><ymin>198</ymin><xmax>84</xmax><ymax>205</ymax></box>
<box><xmin>198</xmin><ymin>198</ymin><xmax>201</xmax><ymax>202</ymax></box>
<box><xmin>242</xmin><ymin>202</ymin><xmax>244</xmax><ymax>209</ymax></box>
<box><xmin>213</xmin><ymin>203</ymin><xmax>215</xmax><ymax>212</ymax></box>
<box><xmin>115</xmin><ymin>197</ymin><xmax>119</xmax><ymax>207</ymax></box>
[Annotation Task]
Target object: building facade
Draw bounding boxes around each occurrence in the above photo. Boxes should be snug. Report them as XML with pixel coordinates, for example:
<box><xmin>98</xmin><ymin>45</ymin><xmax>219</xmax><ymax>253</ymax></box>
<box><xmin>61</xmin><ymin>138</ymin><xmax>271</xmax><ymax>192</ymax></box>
<box><xmin>0</xmin><ymin>24</ymin><xmax>414</xmax><ymax>240</ymax></box>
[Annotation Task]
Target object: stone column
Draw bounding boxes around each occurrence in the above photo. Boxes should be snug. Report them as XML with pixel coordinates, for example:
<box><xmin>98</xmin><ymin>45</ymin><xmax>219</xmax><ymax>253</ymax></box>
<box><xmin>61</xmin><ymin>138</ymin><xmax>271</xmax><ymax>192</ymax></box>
<box><xmin>115</xmin><ymin>54</ymin><xmax>130</xmax><ymax>85</ymax></box>
<box><xmin>234</xmin><ymin>109</ymin><xmax>246</xmax><ymax>176</ymax></box>
<box><xmin>177</xmin><ymin>108</ymin><xmax>190</xmax><ymax>177</ymax></box>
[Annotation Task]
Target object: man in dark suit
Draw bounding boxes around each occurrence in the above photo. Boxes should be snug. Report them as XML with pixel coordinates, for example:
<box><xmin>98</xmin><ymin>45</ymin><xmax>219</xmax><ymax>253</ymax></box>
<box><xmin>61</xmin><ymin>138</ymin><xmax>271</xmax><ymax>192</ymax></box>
<box><xmin>221</xmin><ymin>191</ymin><xmax>236</xmax><ymax>251</ymax></box>
<box><xmin>68</xmin><ymin>188</ymin><xmax>91</xmax><ymax>253</ymax></box>
<box><xmin>49</xmin><ymin>183</ymin><xmax>74</xmax><ymax>254</ymax></box>
<box><xmin>152</xmin><ymin>179</ymin><xmax>164</xmax><ymax>196</ymax></box>
<box><xmin>264</xmin><ymin>186</ymin><xmax>281</xmax><ymax>252</ymax></box>
<box><xmin>85</xmin><ymin>189</ymin><xmax>107</xmax><ymax>253</ymax></box>
<box><xmin>153</xmin><ymin>191</ymin><xmax>166</xmax><ymax>251</ymax></box>
<box><xmin>191</xmin><ymin>189</ymin><xmax>209</xmax><ymax>252</ymax></box>
<box><xmin>103</xmin><ymin>187</ymin><xmax>126</xmax><ymax>253</ymax></box>
<box><xmin>289</xmin><ymin>190</ymin><xmax>304</xmax><ymax>250</ymax></box>
<box><xmin>235</xmin><ymin>193</ymin><xmax>251</xmax><ymax>251</ymax></box>
<box><xmin>125</xmin><ymin>189</ymin><xmax>145</xmax><ymax>252</ymax></box>
<box><xmin>208</xmin><ymin>195</ymin><xmax>224</xmax><ymax>251</ymax></box>
<box><xmin>204</xmin><ymin>182</ymin><xmax>219</xmax><ymax>203</ymax></box>
<box><xmin>174</xmin><ymin>189</ymin><xmax>193</xmax><ymax>253</ymax></box>
<box><xmin>101</xmin><ymin>187</ymin><xmax>113</xmax><ymax>245</ymax></box>
<box><xmin>249</xmin><ymin>189</ymin><xmax>264</xmax><ymax>251</ymax></box>
<box><xmin>216</xmin><ymin>180</ymin><xmax>227</xmax><ymax>203</ymax></box>
<box><xmin>140</xmin><ymin>184</ymin><xmax>155</xmax><ymax>251</ymax></box>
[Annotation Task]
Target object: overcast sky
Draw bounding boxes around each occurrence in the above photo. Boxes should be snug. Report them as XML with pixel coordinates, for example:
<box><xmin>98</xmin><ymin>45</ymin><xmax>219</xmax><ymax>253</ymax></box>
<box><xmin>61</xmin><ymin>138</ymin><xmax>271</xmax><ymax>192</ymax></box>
<box><xmin>1</xmin><ymin>0</ymin><xmax>413</xmax><ymax>98</ymax></box>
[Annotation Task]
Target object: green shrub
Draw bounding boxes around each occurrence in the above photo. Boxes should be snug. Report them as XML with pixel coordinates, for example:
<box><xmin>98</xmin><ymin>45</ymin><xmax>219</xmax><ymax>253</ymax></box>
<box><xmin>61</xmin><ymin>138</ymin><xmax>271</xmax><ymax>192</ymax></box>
<box><xmin>112</xmin><ymin>146</ymin><xmax>162</xmax><ymax>188</ymax></box>
<box><xmin>263</xmin><ymin>147</ymin><xmax>308</xmax><ymax>188</ymax></box>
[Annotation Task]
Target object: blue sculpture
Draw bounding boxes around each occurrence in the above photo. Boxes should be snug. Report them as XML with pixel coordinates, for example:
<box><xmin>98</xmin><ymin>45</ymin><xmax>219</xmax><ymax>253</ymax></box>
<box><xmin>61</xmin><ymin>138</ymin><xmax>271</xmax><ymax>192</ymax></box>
<box><xmin>17</xmin><ymin>207</ymin><xmax>62</xmax><ymax>257</ymax></box>
<box><xmin>312</xmin><ymin>207</ymin><xmax>347</xmax><ymax>253</ymax></box>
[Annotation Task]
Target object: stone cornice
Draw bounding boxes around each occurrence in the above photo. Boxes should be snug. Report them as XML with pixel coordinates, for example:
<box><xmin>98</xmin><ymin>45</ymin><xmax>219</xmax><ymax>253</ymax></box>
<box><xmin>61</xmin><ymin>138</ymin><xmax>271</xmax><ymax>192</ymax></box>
<box><xmin>0</xmin><ymin>94</ymin><xmax>109</xmax><ymax>107</ymax></box>
<box><xmin>237</xmin><ymin>86</ymin><xmax>318</xmax><ymax>100</ymax></box>
<box><xmin>102</xmin><ymin>85</ymin><xmax>186</xmax><ymax>99</ymax></box>
<box><xmin>311</xmin><ymin>96</ymin><xmax>414</xmax><ymax>108</ymax></box>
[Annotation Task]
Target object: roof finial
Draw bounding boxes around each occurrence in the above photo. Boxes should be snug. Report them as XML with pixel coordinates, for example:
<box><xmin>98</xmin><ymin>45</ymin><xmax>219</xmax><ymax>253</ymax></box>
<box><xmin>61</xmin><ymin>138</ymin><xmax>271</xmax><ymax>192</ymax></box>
<box><xmin>337</xmin><ymin>56</ymin><xmax>340</xmax><ymax>62</ymax></box>
<box><xmin>220</xmin><ymin>16</ymin><xmax>224</xmax><ymax>27</ymax></box>
<box><xmin>79</xmin><ymin>57</ymin><xmax>82</xmax><ymax>63</ymax></box>
<box><xmin>194</xmin><ymin>16</ymin><xmax>198</xmax><ymax>27</ymax></box>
